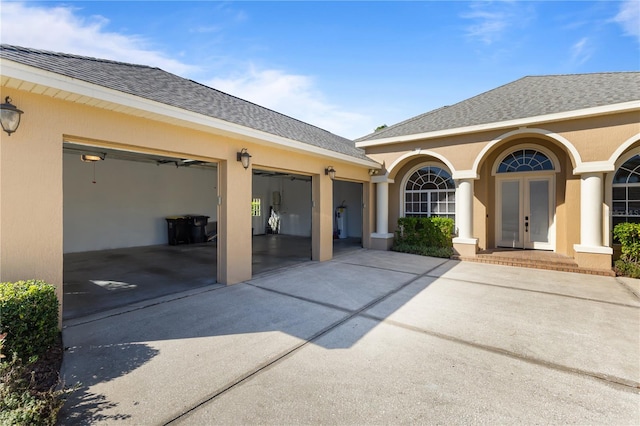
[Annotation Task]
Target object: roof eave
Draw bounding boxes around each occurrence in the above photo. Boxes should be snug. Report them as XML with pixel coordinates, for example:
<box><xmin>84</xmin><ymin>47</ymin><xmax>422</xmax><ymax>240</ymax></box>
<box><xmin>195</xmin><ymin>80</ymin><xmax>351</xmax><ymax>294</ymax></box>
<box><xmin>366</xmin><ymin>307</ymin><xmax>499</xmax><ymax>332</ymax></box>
<box><xmin>355</xmin><ymin>100</ymin><xmax>640</xmax><ymax>148</ymax></box>
<box><xmin>0</xmin><ymin>58</ymin><xmax>379</xmax><ymax>168</ymax></box>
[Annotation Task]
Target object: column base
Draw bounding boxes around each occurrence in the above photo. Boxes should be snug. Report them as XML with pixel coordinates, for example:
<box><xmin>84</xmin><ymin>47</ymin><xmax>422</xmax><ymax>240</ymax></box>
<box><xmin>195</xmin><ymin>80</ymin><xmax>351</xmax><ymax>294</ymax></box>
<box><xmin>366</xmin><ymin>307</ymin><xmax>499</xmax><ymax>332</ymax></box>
<box><xmin>453</xmin><ymin>237</ymin><xmax>478</xmax><ymax>257</ymax></box>
<box><xmin>370</xmin><ymin>233</ymin><xmax>394</xmax><ymax>251</ymax></box>
<box><xmin>573</xmin><ymin>244</ymin><xmax>613</xmax><ymax>271</ymax></box>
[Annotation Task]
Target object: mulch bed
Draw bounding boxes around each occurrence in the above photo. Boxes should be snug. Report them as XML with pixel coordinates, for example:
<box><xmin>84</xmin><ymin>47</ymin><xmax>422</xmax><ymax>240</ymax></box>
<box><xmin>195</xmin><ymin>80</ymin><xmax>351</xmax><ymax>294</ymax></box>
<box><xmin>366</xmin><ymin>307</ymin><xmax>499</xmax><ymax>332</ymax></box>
<box><xmin>26</xmin><ymin>334</ymin><xmax>64</xmax><ymax>391</ymax></box>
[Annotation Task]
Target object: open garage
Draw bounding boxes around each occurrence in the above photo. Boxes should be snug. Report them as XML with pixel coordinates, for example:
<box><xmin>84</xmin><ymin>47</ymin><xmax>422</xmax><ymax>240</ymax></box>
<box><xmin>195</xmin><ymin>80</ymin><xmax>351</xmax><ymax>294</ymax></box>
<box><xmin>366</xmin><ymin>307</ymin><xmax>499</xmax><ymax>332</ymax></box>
<box><xmin>1</xmin><ymin>45</ymin><xmax>380</xmax><ymax>325</ymax></box>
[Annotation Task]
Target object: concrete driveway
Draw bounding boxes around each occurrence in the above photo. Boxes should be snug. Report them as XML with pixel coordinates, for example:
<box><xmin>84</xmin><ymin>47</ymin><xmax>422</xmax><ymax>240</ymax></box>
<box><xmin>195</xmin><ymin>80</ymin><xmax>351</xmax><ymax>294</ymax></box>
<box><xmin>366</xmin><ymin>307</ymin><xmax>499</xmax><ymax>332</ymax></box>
<box><xmin>59</xmin><ymin>250</ymin><xmax>640</xmax><ymax>425</ymax></box>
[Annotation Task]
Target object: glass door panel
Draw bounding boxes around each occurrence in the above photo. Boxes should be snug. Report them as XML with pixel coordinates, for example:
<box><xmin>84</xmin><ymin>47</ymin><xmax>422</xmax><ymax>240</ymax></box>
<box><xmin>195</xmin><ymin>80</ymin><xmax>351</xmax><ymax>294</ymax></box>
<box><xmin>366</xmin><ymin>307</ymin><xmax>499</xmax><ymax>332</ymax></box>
<box><xmin>500</xmin><ymin>180</ymin><xmax>521</xmax><ymax>247</ymax></box>
<box><xmin>528</xmin><ymin>180</ymin><xmax>550</xmax><ymax>244</ymax></box>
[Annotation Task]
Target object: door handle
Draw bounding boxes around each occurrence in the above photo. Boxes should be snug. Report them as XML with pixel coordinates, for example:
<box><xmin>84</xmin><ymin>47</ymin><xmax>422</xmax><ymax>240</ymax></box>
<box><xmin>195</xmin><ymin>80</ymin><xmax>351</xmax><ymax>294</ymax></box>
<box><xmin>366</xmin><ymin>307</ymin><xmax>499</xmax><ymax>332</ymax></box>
<box><xmin>525</xmin><ymin>221</ymin><xmax>529</xmax><ymax>232</ymax></box>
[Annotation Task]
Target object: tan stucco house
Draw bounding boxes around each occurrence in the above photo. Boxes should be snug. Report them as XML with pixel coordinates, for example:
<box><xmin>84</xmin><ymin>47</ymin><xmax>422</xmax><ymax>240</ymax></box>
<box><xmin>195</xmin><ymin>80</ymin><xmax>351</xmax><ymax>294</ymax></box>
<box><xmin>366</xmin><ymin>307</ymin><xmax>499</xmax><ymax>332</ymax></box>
<box><xmin>357</xmin><ymin>73</ymin><xmax>640</xmax><ymax>273</ymax></box>
<box><xmin>1</xmin><ymin>44</ymin><xmax>639</xmax><ymax>321</ymax></box>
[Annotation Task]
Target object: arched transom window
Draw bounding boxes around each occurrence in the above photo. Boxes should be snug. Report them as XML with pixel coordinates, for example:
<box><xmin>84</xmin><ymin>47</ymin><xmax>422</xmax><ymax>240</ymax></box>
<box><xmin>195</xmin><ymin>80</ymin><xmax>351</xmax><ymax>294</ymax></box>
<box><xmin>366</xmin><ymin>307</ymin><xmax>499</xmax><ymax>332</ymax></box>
<box><xmin>497</xmin><ymin>149</ymin><xmax>554</xmax><ymax>173</ymax></box>
<box><xmin>612</xmin><ymin>155</ymin><xmax>640</xmax><ymax>229</ymax></box>
<box><xmin>404</xmin><ymin>166</ymin><xmax>455</xmax><ymax>219</ymax></box>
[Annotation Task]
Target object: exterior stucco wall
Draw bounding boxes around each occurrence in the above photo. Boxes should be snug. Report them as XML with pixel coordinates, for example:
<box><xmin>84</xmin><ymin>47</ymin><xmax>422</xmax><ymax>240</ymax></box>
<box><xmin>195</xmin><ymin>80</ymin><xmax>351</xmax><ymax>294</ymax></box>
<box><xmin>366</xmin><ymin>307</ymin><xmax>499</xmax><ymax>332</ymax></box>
<box><xmin>366</xmin><ymin>112</ymin><xmax>639</xmax><ymax>176</ymax></box>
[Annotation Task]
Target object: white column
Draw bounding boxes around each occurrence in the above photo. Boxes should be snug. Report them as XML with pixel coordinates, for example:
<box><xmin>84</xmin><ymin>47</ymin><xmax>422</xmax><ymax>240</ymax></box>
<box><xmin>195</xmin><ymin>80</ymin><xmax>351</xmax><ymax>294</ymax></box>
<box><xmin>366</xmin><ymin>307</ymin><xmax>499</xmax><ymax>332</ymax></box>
<box><xmin>452</xmin><ymin>177</ymin><xmax>478</xmax><ymax>256</ymax></box>
<box><xmin>574</xmin><ymin>172</ymin><xmax>612</xmax><ymax>254</ymax></box>
<box><xmin>370</xmin><ymin>176</ymin><xmax>394</xmax><ymax>250</ymax></box>
<box><xmin>376</xmin><ymin>180</ymin><xmax>390</xmax><ymax>235</ymax></box>
<box><xmin>454</xmin><ymin>179</ymin><xmax>474</xmax><ymax>240</ymax></box>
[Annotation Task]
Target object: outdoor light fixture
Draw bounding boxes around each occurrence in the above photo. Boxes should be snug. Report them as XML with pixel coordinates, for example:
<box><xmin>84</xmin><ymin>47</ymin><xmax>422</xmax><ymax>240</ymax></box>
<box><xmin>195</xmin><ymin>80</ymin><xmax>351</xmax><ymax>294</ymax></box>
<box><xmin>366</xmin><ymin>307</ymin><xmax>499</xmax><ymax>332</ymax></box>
<box><xmin>325</xmin><ymin>166</ymin><xmax>336</xmax><ymax>180</ymax></box>
<box><xmin>0</xmin><ymin>96</ymin><xmax>24</xmax><ymax>136</ymax></box>
<box><xmin>369</xmin><ymin>168</ymin><xmax>379</xmax><ymax>176</ymax></box>
<box><xmin>237</xmin><ymin>148</ymin><xmax>251</xmax><ymax>169</ymax></box>
<box><xmin>80</xmin><ymin>153</ymin><xmax>105</xmax><ymax>162</ymax></box>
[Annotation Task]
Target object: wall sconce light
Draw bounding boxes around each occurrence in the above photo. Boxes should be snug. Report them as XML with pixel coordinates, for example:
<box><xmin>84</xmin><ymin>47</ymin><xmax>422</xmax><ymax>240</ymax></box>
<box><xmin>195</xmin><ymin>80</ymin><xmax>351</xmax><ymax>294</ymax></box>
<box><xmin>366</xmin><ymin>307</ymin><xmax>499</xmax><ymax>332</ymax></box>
<box><xmin>237</xmin><ymin>148</ymin><xmax>251</xmax><ymax>169</ymax></box>
<box><xmin>81</xmin><ymin>153</ymin><xmax>105</xmax><ymax>162</ymax></box>
<box><xmin>0</xmin><ymin>97</ymin><xmax>24</xmax><ymax>136</ymax></box>
<box><xmin>325</xmin><ymin>166</ymin><xmax>336</xmax><ymax>180</ymax></box>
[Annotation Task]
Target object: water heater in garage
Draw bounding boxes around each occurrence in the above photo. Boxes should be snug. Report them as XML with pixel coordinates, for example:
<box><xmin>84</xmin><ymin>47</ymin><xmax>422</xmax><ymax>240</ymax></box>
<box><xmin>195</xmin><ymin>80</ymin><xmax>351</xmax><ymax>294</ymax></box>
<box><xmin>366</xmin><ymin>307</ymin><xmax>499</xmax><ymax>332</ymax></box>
<box><xmin>335</xmin><ymin>206</ymin><xmax>347</xmax><ymax>239</ymax></box>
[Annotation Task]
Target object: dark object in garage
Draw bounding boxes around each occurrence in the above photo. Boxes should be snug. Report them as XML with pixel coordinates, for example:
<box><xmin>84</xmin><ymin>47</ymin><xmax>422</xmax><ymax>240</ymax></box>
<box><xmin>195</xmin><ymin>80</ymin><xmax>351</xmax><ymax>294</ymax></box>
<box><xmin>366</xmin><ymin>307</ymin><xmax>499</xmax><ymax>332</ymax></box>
<box><xmin>166</xmin><ymin>216</ymin><xmax>189</xmax><ymax>245</ymax></box>
<box><xmin>186</xmin><ymin>215</ymin><xmax>210</xmax><ymax>244</ymax></box>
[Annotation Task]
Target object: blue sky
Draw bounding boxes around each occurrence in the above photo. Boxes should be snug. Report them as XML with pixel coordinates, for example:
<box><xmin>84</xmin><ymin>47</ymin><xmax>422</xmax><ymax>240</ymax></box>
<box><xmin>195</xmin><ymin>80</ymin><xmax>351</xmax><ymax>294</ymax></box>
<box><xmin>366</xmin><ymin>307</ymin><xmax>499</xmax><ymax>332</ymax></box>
<box><xmin>1</xmin><ymin>1</ymin><xmax>638</xmax><ymax>138</ymax></box>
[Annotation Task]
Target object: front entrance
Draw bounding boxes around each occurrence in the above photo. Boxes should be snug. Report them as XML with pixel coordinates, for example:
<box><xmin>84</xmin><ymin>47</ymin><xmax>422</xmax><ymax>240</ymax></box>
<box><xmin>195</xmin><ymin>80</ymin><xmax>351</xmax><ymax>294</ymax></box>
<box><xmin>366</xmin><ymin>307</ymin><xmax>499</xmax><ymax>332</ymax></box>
<box><xmin>496</xmin><ymin>175</ymin><xmax>554</xmax><ymax>250</ymax></box>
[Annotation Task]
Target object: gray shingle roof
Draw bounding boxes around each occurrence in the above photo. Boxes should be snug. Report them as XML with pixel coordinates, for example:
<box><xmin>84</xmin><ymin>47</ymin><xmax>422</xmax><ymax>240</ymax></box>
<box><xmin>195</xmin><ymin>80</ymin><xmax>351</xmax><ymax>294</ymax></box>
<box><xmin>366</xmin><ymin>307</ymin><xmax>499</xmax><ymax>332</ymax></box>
<box><xmin>0</xmin><ymin>45</ymin><xmax>371</xmax><ymax>161</ymax></box>
<box><xmin>357</xmin><ymin>72</ymin><xmax>640</xmax><ymax>142</ymax></box>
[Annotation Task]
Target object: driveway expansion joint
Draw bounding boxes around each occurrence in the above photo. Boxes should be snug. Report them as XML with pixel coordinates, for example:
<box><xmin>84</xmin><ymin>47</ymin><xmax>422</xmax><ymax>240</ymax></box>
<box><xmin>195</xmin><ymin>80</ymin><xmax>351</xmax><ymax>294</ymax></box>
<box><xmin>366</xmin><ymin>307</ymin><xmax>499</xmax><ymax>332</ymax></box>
<box><xmin>163</xmin><ymin>258</ymin><xmax>449</xmax><ymax>424</ymax></box>
<box><xmin>427</xmin><ymin>274</ymin><xmax>640</xmax><ymax>309</ymax></box>
<box><xmin>360</xmin><ymin>314</ymin><xmax>640</xmax><ymax>392</ymax></box>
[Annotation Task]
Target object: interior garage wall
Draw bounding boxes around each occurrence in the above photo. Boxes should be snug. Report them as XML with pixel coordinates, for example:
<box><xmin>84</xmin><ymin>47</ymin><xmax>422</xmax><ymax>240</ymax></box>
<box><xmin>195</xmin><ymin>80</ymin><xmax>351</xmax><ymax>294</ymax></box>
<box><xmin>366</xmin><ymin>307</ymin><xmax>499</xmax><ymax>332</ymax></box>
<box><xmin>333</xmin><ymin>180</ymin><xmax>363</xmax><ymax>238</ymax></box>
<box><xmin>64</xmin><ymin>152</ymin><xmax>217</xmax><ymax>253</ymax></box>
<box><xmin>252</xmin><ymin>174</ymin><xmax>311</xmax><ymax>236</ymax></box>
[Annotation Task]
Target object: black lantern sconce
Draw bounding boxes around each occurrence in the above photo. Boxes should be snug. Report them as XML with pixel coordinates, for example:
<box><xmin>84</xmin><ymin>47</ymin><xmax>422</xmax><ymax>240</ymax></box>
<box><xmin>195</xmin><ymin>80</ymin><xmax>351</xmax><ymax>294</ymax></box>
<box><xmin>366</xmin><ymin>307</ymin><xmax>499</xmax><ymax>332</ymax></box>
<box><xmin>325</xmin><ymin>166</ymin><xmax>336</xmax><ymax>180</ymax></box>
<box><xmin>237</xmin><ymin>148</ymin><xmax>251</xmax><ymax>169</ymax></box>
<box><xmin>0</xmin><ymin>97</ymin><xmax>24</xmax><ymax>136</ymax></box>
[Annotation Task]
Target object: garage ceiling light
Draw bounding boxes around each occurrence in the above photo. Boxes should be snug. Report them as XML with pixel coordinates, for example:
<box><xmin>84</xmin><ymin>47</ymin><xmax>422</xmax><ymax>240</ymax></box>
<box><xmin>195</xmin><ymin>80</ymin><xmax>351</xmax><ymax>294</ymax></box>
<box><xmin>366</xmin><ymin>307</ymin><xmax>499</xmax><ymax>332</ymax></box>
<box><xmin>81</xmin><ymin>153</ymin><xmax>105</xmax><ymax>162</ymax></box>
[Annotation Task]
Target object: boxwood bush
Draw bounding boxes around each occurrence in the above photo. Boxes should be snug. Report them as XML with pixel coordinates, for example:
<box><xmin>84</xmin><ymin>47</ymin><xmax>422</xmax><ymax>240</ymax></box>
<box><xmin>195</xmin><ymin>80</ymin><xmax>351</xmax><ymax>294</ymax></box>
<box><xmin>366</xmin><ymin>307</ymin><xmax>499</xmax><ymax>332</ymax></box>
<box><xmin>392</xmin><ymin>216</ymin><xmax>455</xmax><ymax>258</ymax></box>
<box><xmin>0</xmin><ymin>280</ymin><xmax>59</xmax><ymax>361</ymax></box>
<box><xmin>613</xmin><ymin>222</ymin><xmax>640</xmax><ymax>278</ymax></box>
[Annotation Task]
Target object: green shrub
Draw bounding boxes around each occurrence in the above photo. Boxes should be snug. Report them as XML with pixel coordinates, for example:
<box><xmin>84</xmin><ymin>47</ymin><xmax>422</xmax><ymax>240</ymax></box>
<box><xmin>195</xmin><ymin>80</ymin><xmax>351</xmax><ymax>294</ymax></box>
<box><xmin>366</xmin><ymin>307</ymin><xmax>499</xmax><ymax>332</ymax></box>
<box><xmin>0</xmin><ymin>280</ymin><xmax>59</xmax><ymax>361</ymax></box>
<box><xmin>613</xmin><ymin>222</ymin><xmax>640</xmax><ymax>262</ymax></box>
<box><xmin>392</xmin><ymin>216</ymin><xmax>455</xmax><ymax>258</ymax></box>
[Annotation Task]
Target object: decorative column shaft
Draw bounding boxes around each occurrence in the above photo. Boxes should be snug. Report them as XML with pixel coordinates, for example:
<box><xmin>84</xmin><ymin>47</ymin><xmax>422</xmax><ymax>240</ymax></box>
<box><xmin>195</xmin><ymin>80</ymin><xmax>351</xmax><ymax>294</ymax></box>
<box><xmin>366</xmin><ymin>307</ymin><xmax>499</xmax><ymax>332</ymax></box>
<box><xmin>455</xmin><ymin>179</ymin><xmax>474</xmax><ymax>240</ymax></box>
<box><xmin>376</xmin><ymin>180</ymin><xmax>389</xmax><ymax>235</ymax></box>
<box><xmin>580</xmin><ymin>172</ymin><xmax>604</xmax><ymax>247</ymax></box>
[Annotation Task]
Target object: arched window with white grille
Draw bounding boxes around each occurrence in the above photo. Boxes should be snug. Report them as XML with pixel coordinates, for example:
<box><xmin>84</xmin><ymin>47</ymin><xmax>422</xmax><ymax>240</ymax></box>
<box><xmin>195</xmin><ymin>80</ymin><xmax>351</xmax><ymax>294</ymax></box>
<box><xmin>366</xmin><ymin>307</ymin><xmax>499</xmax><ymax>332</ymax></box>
<box><xmin>612</xmin><ymin>154</ymin><xmax>640</xmax><ymax>229</ymax></box>
<box><xmin>496</xmin><ymin>149</ymin><xmax>554</xmax><ymax>173</ymax></box>
<box><xmin>404</xmin><ymin>166</ymin><xmax>455</xmax><ymax>220</ymax></box>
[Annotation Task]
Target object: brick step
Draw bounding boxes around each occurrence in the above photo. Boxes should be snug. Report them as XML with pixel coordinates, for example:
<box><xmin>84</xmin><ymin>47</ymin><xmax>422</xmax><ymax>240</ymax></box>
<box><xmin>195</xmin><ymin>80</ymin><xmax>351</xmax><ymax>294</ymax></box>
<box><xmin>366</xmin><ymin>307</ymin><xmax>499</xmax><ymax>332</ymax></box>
<box><xmin>455</xmin><ymin>255</ymin><xmax>615</xmax><ymax>276</ymax></box>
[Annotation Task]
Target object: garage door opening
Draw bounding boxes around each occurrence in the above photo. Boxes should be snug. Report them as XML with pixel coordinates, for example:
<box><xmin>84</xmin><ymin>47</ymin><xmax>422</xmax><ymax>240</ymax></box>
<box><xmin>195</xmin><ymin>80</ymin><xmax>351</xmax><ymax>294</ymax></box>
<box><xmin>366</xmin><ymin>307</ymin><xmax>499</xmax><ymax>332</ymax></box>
<box><xmin>62</xmin><ymin>143</ymin><xmax>219</xmax><ymax>320</ymax></box>
<box><xmin>252</xmin><ymin>169</ymin><xmax>312</xmax><ymax>273</ymax></box>
<box><xmin>333</xmin><ymin>180</ymin><xmax>364</xmax><ymax>255</ymax></box>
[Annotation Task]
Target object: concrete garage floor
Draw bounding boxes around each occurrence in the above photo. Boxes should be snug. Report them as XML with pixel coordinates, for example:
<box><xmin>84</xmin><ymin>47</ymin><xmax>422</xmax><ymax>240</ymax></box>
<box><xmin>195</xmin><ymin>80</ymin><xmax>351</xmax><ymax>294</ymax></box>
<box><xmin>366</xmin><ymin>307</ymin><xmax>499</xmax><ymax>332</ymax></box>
<box><xmin>60</xmin><ymin>251</ymin><xmax>639</xmax><ymax>425</ymax></box>
<box><xmin>63</xmin><ymin>235</ymin><xmax>361</xmax><ymax>320</ymax></box>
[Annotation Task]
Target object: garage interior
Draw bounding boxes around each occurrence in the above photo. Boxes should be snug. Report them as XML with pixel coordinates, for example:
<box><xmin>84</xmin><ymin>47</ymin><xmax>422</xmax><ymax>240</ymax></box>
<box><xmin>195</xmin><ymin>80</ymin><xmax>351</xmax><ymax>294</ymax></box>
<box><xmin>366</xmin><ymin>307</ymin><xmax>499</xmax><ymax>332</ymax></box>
<box><xmin>62</xmin><ymin>144</ymin><xmax>362</xmax><ymax>320</ymax></box>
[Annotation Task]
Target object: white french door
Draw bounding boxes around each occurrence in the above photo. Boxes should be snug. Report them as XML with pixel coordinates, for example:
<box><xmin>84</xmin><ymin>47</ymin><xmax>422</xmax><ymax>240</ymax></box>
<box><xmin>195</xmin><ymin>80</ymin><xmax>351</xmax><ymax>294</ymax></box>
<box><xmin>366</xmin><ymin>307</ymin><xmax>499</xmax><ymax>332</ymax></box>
<box><xmin>496</xmin><ymin>175</ymin><xmax>554</xmax><ymax>250</ymax></box>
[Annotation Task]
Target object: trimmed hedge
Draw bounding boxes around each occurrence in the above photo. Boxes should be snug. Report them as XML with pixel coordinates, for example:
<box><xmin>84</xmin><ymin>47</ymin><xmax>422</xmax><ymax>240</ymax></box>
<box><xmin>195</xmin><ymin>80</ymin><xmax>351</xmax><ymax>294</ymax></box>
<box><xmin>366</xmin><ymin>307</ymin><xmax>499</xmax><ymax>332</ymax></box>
<box><xmin>0</xmin><ymin>280</ymin><xmax>59</xmax><ymax>361</ymax></box>
<box><xmin>392</xmin><ymin>216</ymin><xmax>455</xmax><ymax>258</ymax></box>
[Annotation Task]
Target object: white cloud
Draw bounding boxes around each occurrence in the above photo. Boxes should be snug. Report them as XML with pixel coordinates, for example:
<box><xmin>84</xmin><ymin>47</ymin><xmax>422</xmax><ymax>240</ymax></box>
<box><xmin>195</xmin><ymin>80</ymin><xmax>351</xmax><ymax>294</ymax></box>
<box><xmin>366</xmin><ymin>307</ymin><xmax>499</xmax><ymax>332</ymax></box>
<box><xmin>0</xmin><ymin>1</ymin><xmax>196</xmax><ymax>75</ymax></box>
<box><xmin>462</xmin><ymin>1</ymin><xmax>515</xmax><ymax>45</ymax></box>
<box><xmin>0</xmin><ymin>1</ymin><xmax>374</xmax><ymax>138</ymax></box>
<box><xmin>570</xmin><ymin>37</ymin><xmax>593</xmax><ymax>65</ymax></box>
<box><xmin>613</xmin><ymin>0</ymin><xmax>640</xmax><ymax>43</ymax></box>
<box><xmin>207</xmin><ymin>66</ymin><xmax>374</xmax><ymax>139</ymax></box>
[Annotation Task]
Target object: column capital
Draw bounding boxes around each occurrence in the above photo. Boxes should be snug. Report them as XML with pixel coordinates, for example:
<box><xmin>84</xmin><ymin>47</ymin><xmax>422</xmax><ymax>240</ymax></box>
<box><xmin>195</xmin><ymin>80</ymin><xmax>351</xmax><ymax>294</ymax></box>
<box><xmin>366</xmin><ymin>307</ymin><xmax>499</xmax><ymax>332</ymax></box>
<box><xmin>452</xmin><ymin>170</ymin><xmax>479</xmax><ymax>180</ymax></box>
<box><xmin>371</xmin><ymin>175</ymin><xmax>394</xmax><ymax>184</ymax></box>
<box><xmin>572</xmin><ymin>161</ymin><xmax>615</xmax><ymax>175</ymax></box>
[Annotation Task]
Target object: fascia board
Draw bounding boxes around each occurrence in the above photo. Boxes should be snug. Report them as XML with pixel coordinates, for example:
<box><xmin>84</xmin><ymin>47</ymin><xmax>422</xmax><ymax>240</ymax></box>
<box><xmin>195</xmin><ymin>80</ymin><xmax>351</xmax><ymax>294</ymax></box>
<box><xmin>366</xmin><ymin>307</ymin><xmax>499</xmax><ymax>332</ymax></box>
<box><xmin>356</xmin><ymin>100</ymin><xmax>640</xmax><ymax>148</ymax></box>
<box><xmin>1</xmin><ymin>59</ymin><xmax>379</xmax><ymax>168</ymax></box>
